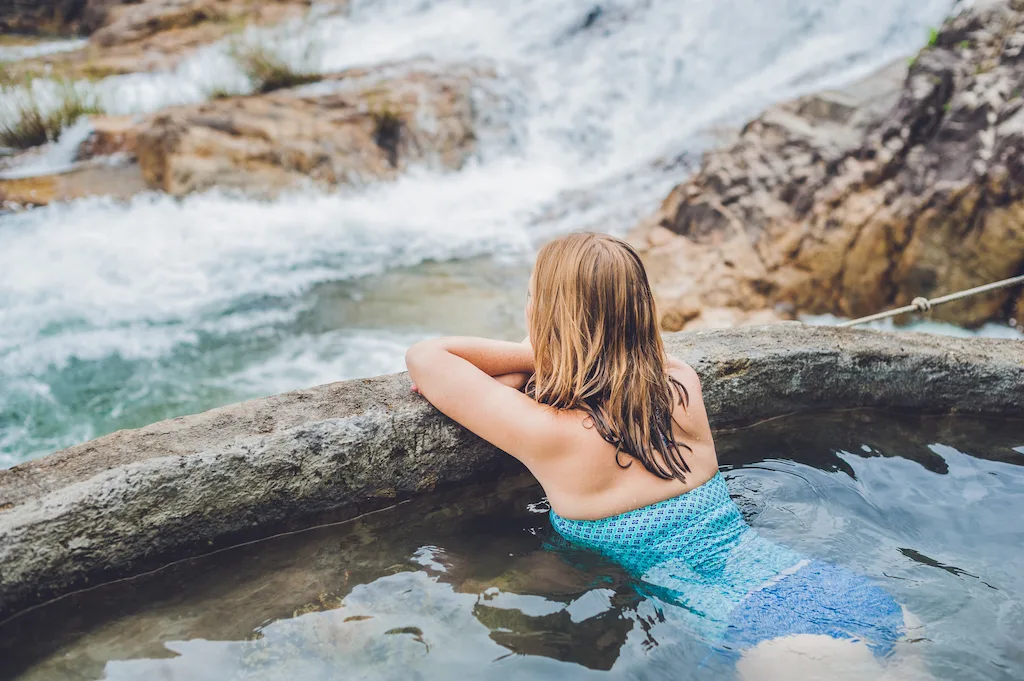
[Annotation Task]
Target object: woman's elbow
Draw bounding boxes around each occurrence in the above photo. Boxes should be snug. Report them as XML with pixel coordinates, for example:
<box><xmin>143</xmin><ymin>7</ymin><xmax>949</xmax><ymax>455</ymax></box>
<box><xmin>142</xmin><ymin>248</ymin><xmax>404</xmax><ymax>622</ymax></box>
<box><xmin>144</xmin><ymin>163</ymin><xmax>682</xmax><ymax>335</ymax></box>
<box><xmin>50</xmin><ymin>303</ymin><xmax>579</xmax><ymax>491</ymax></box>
<box><xmin>405</xmin><ymin>338</ymin><xmax>443</xmax><ymax>380</ymax></box>
<box><xmin>404</xmin><ymin>342</ymin><xmax>427</xmax><ymax>378</ymax></box>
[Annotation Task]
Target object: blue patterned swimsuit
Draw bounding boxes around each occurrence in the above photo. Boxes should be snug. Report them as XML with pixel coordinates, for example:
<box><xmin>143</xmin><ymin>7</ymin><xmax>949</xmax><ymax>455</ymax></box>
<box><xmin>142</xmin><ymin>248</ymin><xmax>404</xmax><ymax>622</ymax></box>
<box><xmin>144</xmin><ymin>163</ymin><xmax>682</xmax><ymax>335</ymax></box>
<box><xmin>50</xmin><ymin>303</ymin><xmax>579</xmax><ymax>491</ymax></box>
<box><xmin>549</xmin><ymin>473</ymin><xmax>904</xmax><ymax>656</ymax></box>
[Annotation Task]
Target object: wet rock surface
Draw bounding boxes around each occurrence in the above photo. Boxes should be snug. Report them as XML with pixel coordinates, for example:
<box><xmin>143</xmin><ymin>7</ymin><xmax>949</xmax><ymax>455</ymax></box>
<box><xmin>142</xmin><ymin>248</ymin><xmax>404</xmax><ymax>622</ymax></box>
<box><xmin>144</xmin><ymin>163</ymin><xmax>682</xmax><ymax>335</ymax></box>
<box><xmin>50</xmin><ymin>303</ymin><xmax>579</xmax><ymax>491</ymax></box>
<box><xmin>634</xmin><ymin>0</ymin><xmax>1024</xmax><ymax>330</ymax></box>
<box><xmin>1</xmin><ymin>61</ymin><xmax>486</xmax><ymax>206</ymax></box>
<box><xmin>0</xmin><ymin>160</ymin><xmax>145</xmax><ymax>210</ymax></box>
<box><xmin>72</xmin><ymin>61</ymin><xmax>485</xmax><ymax>197</ymax></box>
<box><xmin>136</xmin><ymin>63</ymin><xmax>483</xmax><ymax>196</ymax></box>
<box><xmin>1</xmin><ymin>324</ymin><xmax>1023</xmax><ymax>622</ymax></box>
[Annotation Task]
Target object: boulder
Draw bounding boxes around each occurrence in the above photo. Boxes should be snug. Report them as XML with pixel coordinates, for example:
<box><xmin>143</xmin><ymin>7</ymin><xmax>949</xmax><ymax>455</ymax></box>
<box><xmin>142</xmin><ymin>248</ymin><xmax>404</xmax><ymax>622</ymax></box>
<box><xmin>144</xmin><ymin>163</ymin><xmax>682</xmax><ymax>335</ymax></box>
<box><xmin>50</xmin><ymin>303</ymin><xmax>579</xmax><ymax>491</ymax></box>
<box><xmin>79</xmin><ymin>62</ymin><xmax>485</xmax><ymax>197</ymax></box>
<box><xmin>1</xmin><ymin>324</ymin><xmax>1023</xmax><ymax>621</ymax></box>
<box><xmin>634</xmin><ymin>0</ymin><xmax>1024</xmax><ymax>330</ymax></box>
<box><xmin>4</xmin><ymin>61</ymin><xmax>484</xmax><ymax>203</ymax></box>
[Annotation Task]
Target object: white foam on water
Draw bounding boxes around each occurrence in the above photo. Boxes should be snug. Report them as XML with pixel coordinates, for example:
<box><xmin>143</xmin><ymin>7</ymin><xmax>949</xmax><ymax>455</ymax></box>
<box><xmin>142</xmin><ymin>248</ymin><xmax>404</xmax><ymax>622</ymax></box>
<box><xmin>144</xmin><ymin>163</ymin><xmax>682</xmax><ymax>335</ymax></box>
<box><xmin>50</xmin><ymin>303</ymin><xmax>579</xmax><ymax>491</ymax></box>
<box><xmin>0</xmin><ymin>161</ymin><xmax>539</xmax><ymax>370</ymax></box>
<box><xmin>0</xmin><ymin>117</ymin><xmax>94</xmax><ymax>179</ymax></box>
<box><xmin>0</xmin><ymin>0</ymin><xmax>964</xmax><ymax>464</ymax></box>
<box><xmin>212</xmin><ymin>327</ymin><xmax>431</xmax><ymax>398</ymax></box>
<box><xmin>0</xmin><ymin>39</ymin><xmax>87</xmax><ymax>63</ymax></box>
<box><xmin>4</xmin><ymin>0</ymin><xmax>954</xmax><ymax>139</ymax></box>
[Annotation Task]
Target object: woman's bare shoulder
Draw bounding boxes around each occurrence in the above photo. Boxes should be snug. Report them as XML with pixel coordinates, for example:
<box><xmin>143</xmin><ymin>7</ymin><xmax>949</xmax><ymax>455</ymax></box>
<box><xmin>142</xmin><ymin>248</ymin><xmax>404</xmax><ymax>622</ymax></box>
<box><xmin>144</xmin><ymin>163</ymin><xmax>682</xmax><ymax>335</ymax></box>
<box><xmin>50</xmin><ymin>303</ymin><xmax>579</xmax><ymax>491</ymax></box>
<box><xmin>666</xmin><ymin>355</ymin><xmax>702</xmax><ymax>393</ymax></box>
<box><xmin>666</xmin><ymin>355</ymin><xmax>713</xmax><ymax>439</ymax></box>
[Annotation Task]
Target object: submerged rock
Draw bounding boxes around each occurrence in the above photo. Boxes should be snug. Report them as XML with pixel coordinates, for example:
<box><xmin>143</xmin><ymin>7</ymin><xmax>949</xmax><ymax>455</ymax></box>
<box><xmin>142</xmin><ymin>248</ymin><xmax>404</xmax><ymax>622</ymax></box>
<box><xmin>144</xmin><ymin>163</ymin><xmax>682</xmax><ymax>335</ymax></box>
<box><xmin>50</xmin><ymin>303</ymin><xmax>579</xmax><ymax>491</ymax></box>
<box><xmin>635</xmin><ymin>0</ymin><xmax>1024</xmax><ymax>330</ymax></box>
<box><xmin>1</xmin><ymin>324</ymin><xmax>1022</xmax><ymax>622</ymax></box>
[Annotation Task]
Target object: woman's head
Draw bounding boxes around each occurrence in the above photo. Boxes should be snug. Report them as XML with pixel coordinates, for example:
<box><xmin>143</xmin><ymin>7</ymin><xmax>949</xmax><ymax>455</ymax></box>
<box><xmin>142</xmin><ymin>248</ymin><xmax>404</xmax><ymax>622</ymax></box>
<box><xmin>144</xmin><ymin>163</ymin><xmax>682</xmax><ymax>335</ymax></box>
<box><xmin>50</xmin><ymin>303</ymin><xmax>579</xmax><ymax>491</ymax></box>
<box><xmin>527</xmin><ymin>232</ymin><xmax>691</xmax><ymax>481</ymax></box>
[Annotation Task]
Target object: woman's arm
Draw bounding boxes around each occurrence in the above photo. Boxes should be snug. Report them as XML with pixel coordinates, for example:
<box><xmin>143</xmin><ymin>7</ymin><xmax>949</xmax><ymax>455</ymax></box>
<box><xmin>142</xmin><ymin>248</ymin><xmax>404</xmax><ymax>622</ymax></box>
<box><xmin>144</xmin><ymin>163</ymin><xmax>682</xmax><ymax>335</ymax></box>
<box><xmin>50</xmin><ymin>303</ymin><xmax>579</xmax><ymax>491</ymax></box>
<box><xmin>493</xmin><ymin>371</ymin><xmax>532</xmax><ymax>391</ymax></box>
<box><xmin>405</xmin><ymin>337</ymin><xmax>558</xmax><ymax>465</ymax></box>
<box><xmin>412</xmin><ymin>337</ymin><xmax>532</xmax><ymax>393</ymax></box>
<box><xmin>490</xmin><ymin>335</ymin><xmax>533</xmax><ymax>391</ymax></box>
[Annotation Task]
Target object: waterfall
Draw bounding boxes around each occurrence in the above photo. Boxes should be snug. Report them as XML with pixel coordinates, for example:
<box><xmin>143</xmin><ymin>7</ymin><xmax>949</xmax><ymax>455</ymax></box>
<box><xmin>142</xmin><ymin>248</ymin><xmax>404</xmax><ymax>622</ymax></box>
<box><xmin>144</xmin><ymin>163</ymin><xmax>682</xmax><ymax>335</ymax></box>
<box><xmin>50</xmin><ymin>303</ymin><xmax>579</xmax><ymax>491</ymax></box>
<box><xmin>0</xmin><ymin>0</ymin><xmax>959</xmax><ymax>465</ymax></box>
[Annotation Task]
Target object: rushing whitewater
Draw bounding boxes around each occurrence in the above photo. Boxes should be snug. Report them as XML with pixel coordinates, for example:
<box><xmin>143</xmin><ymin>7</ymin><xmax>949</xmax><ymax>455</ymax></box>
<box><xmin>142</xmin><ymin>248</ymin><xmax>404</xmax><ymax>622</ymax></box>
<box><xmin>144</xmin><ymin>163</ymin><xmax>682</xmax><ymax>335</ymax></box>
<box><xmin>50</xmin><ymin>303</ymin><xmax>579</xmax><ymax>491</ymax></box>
<box><xmin>0</xmin><ymin>0</ymin><xmax>960</xmax><ymax>465</ymax></box>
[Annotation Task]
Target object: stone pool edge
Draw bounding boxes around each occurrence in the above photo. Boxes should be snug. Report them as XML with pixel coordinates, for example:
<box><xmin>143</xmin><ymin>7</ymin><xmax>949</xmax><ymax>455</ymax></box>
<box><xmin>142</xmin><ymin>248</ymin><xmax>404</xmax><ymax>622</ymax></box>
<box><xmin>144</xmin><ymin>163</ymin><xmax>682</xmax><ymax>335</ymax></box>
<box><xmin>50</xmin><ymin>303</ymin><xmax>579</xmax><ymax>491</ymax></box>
<box><xmin>1</xmin><ymin>323</ymin><xmax>1022</xmax><ymax>622</ymax></box>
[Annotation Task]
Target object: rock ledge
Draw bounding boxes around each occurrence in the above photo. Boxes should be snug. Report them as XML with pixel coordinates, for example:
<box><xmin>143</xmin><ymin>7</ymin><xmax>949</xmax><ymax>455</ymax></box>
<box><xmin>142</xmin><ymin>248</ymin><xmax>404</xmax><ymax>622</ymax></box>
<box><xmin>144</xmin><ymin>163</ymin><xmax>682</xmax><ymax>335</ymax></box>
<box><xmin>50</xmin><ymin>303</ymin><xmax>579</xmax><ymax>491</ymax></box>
<box><xmin>1</xmin><ymin>324</ymin><xmax>1022</xmax><ymax>622</ymax></box>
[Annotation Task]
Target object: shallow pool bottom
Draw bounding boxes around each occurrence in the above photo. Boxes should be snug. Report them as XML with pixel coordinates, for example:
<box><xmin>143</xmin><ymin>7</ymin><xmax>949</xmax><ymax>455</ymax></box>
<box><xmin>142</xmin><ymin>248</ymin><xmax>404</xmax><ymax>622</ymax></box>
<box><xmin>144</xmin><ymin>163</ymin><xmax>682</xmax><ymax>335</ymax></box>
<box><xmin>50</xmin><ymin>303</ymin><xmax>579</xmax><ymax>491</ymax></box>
<box><xmin>2</xmin><ymin>409</ymin><xmax>1022</xmax><ymax>681</ymax></box>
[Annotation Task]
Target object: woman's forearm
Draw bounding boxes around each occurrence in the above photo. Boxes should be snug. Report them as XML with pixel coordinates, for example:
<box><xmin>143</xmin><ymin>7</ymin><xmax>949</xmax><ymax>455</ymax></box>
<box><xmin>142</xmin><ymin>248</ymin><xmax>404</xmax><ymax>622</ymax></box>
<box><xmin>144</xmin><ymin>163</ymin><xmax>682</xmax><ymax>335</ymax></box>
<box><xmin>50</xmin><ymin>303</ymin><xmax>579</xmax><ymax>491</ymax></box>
<box><xmin>494</xmin><ymin>371</ymin><xmax>532</xmax><ymax>391</ymax></box>
<box><xmin>408</xmin><ymin>337</ymin><xmax>534</xmax><ymax>378</ymax></box>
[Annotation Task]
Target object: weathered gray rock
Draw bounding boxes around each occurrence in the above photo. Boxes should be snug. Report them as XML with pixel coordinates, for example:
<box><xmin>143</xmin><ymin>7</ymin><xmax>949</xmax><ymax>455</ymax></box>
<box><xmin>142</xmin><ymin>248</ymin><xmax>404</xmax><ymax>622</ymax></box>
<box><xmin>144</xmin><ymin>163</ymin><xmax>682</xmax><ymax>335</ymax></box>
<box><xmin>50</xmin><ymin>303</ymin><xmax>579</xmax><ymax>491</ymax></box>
<box><xmin>1</xmin><ymin>324</ymin><xmax>1022</xmax><ymax>622</ymax></box>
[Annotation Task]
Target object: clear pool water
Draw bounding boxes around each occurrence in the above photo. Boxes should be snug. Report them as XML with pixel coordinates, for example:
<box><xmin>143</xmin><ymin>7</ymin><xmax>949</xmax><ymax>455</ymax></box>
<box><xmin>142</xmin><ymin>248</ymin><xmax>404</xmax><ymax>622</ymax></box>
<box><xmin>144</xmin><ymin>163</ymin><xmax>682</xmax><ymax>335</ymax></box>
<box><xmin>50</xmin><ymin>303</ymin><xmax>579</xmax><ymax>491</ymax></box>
<box><xmin>2</xmin><ymin>409</ymin><xmax>1022</xmax><ymax>680</ymax></box>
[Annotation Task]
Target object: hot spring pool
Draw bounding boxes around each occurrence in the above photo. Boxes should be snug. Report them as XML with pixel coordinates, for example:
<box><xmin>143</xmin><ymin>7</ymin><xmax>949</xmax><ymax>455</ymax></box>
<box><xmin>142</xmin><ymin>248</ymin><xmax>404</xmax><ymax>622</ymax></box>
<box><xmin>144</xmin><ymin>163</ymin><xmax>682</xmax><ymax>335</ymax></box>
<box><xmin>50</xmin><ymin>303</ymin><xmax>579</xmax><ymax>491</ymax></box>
<box><xmin>2</xmin><ymin>409</ymin><xmax>1022</xmax><ymax>680</ymax></box>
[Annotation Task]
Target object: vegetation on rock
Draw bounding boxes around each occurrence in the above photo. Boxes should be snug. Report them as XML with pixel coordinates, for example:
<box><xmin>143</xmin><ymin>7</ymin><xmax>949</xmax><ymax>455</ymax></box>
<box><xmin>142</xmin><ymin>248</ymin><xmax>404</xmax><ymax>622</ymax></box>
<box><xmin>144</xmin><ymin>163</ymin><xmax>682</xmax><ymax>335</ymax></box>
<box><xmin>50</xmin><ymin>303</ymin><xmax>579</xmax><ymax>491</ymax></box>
<box><xmin>0</xmin><ymin>84</ymin><xmax>103</xmax><ymax>149</ymax></box>
<box><xmin>113</xmin><ymin>63</ymin><xmax>479</xmax><ymax>197</ymax></box>
<box><xmin>229</xmin><ymin>41</ymin><xmax>322</xmax><ymax>94</ymax></box>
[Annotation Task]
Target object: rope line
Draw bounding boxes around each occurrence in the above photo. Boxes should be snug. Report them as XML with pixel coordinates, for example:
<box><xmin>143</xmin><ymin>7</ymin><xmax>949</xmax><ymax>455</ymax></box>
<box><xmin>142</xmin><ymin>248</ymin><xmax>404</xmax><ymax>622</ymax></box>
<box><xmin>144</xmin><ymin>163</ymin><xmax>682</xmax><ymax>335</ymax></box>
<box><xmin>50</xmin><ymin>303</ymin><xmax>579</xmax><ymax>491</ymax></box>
<box><xmin>837</xmin><ymin>274</ymin><xmax>1024</xmax><ymax>328</ymax></box>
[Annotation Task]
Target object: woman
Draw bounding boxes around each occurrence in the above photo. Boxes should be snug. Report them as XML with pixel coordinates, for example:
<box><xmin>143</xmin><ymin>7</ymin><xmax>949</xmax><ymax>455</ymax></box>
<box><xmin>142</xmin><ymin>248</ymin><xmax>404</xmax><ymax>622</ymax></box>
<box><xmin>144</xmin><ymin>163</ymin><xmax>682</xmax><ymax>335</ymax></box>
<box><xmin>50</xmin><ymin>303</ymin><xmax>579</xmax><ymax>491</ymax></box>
<box><xmin>406</xmin><ymin>232</ymin><xmax>923</xmax><ymax>679</ymax></box>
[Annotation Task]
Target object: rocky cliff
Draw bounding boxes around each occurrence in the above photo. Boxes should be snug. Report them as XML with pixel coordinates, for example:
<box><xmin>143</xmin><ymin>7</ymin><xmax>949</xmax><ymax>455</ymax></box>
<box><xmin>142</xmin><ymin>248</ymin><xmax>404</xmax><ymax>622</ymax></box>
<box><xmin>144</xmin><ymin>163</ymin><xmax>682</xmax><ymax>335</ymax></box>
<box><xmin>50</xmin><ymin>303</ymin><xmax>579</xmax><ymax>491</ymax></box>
<box><xmin>633</xmin><ymin>0</ymin><xmax>1024</xmax><ymax>330</ymax></box>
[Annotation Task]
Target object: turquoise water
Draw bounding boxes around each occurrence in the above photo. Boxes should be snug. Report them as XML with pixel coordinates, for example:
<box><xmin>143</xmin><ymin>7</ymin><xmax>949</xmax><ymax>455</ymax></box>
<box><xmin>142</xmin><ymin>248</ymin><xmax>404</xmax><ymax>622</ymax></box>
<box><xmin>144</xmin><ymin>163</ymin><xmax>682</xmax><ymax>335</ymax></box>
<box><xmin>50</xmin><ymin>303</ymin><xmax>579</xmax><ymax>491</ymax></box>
<box><xmin>3</xmin><ymin>410</ymin><xmax>1022</xmax><ymax>680</ymax></box>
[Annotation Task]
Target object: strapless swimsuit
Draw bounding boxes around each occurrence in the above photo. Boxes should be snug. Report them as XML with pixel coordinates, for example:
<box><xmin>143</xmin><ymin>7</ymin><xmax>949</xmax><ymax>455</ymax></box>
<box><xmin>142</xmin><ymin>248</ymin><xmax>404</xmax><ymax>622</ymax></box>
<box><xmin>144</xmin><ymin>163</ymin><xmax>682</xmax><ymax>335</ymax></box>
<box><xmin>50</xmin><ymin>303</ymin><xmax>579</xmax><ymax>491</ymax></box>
<box><xmin>549</xmin><ymin>473</ymin><xmax>904</xmax><ymax>656</ymax></box>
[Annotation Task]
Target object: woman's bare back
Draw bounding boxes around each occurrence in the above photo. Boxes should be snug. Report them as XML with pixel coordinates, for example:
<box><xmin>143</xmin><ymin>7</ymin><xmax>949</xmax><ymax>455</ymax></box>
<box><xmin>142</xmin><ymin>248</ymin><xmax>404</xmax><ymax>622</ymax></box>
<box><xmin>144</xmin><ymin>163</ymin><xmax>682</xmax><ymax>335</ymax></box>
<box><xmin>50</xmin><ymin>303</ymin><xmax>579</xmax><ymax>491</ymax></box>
<box><xmin>532</xmin><ymin>360</ymin><xmax>720</xmax><ymax>521</ymax></box>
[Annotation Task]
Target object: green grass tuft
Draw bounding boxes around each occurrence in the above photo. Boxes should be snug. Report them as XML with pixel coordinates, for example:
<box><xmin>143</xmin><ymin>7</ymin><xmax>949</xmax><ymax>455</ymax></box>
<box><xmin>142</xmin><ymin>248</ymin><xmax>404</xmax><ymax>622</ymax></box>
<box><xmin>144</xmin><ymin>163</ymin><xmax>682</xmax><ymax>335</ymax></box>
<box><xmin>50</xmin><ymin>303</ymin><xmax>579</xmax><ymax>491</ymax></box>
<box><xmin>928</xmin><ymin>27</ymin><xmax>939</xmax><ymax>47</ymax></box>
<box><xmin>0</xmin><ymin>85</ymin><xmax>103</xmax><ymax>150</ymax></box>
<box><xmin>206</xmin><ymin>86</ymin><xmax>237</xmax><ymax>100</ymax></box>
<box><xmin>230</xmin><ymin>42</ymin><xmax>321</xmax><ymax>94</ymax></box>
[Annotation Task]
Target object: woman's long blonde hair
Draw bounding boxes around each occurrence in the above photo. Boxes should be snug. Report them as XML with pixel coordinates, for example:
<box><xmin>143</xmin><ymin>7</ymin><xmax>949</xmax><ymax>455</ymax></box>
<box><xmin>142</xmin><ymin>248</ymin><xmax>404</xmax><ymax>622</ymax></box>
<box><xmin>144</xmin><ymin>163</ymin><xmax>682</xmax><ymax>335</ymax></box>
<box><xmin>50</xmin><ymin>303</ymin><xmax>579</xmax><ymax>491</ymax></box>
<box><xmin>527</xmin><ymin>232</ymin><xmax>691</xmax><ymax>481</ymax></box>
